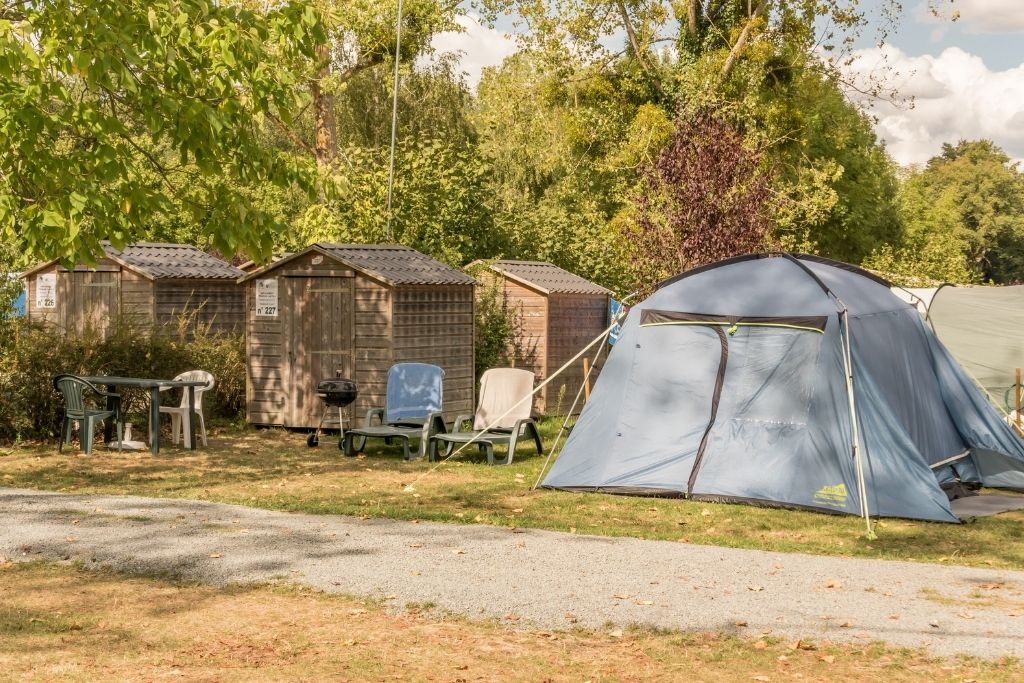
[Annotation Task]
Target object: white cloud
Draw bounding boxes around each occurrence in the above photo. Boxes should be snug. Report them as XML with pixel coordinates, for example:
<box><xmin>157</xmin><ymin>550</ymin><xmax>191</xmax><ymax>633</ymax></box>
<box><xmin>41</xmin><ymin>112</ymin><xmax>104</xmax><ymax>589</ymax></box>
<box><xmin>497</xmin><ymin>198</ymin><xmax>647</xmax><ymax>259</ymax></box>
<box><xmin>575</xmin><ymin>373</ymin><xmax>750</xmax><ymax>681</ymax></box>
<box><xmin>841</xmin><ymin>46</ymin><xmax>1024</xmax><ymax>165</ymax></box>
<box><xmin>916</xmin><ymin>0</ymin><xmax>1024</xmax><ymax>33</ymax></box>
<box><xmin>429</xmin><ymin>14</ymin><xmax>518</xmax><ymax>89</ymax></box>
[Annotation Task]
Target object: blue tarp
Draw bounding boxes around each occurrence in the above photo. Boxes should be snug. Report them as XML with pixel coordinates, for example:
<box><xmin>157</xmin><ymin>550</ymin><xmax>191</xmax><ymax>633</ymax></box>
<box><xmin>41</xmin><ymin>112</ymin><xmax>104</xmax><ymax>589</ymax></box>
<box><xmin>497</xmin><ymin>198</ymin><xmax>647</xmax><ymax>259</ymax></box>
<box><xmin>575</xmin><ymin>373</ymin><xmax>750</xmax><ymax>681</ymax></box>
<box><xmin>544</xmin><ymin>254</ymin><xmax>1024</xmax><ymax>522</ymax></box>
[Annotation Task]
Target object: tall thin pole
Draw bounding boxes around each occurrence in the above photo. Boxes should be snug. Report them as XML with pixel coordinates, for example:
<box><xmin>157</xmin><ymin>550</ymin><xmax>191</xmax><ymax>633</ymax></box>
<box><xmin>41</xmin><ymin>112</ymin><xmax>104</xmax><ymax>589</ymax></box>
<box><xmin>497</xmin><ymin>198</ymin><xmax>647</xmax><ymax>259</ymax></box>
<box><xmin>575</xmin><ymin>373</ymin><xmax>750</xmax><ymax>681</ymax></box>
<box><xmin>385</xmin><ymin>0</ymin><xmax>404</xmax><ymax>242</ymax></box>
<box><xmin>841</xmin><ymin>307</ymin><xmax>873</xmax><ymax>538</ymax></box>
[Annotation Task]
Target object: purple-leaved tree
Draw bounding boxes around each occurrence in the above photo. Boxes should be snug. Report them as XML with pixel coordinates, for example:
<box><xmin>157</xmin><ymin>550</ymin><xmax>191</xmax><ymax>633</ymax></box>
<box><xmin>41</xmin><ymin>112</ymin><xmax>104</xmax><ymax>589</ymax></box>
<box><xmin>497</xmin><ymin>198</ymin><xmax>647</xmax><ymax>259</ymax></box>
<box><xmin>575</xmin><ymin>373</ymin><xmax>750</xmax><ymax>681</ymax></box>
<box><xmin>626</xmin><ymin>109</ymin><xmax>774</xmax><ymax>292</ymax></box>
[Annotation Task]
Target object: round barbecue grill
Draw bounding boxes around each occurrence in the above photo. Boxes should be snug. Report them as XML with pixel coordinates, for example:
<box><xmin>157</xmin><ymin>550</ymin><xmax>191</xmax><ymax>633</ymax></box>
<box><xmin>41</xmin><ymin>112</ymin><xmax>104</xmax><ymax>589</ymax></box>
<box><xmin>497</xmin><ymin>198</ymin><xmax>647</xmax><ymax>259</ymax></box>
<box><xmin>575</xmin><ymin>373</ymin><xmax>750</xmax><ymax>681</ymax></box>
<box><xmin>307</xmin><ymin>378</ymin><xmax>358</xmax><ymax>448</ymax></box>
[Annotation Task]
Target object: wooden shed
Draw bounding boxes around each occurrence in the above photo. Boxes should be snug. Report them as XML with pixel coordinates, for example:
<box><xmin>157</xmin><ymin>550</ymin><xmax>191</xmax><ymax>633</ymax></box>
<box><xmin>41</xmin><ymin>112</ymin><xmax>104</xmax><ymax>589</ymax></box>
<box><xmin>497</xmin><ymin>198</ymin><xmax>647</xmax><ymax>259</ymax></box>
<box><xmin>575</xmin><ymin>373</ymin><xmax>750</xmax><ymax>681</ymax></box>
<box><xmin>22</xmin><ymin>242</ymin><xmax>245</xmax><ymax>337</ymax></box>
<box><xmin>485</xmin><ymin>260</ymin><xmax>611</xmax><ymax>415</ymax></box>
<box><xmin>241</xmin><ymin>243</ymin><xmax>476</xmax><ymax>429</ymax></box>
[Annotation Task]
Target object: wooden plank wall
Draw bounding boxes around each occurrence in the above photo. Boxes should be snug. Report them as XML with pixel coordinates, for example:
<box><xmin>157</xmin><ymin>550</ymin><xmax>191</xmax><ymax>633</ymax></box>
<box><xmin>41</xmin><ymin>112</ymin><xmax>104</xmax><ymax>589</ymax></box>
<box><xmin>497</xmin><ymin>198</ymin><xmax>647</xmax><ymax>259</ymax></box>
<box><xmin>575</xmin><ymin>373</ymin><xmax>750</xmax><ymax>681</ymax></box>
<box><xmin>25</xmin><ymin>260</ymin><xmax>124</xmax><ymax>337</ymax></box>
<box><xmin>546</xmin><ymin>293</ymin><xmax>609</xmax><ymax>416</ymax></box>
<box><xmin>121</xmin><ymin>271</ymin><xmax>155</xmax><ymax>329</ymax></box>
<box><xmin>352</xmin><ymin>277</ymin><xmax>393</xmax><ymax>421</ymax></box>
<box><xmin>392</xmin><ymin>284</ymin><xmax>475</xmax><ymax>421</ymax></box>
<box><xmin>246</xmin><ymin>276</ymin><xmax>287</xmax><ymax>426</ymax></box>
<box><xmin>154</xmin><ymin>280</ymin><xmax>245</xmax><ymax>338</ymax></box>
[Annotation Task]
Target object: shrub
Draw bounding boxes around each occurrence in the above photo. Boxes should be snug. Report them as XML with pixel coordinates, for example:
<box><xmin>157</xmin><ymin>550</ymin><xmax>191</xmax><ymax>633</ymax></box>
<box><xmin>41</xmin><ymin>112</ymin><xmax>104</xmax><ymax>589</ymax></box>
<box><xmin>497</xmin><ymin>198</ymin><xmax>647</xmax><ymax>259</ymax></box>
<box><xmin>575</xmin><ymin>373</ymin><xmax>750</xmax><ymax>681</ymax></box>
<box><xmin>467</xmin><ymin>264</ymin><xmax>535</xmax><ymax>381</ymax></box>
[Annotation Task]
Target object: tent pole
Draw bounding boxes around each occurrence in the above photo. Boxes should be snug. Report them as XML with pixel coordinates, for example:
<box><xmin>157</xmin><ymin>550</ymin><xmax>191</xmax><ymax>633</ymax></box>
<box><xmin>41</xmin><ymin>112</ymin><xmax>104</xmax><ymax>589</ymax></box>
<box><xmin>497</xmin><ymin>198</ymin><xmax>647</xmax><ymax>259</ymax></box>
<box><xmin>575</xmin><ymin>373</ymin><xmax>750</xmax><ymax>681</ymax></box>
<box><xmin>840</xmin><ymin>307</ymin><xmax>874</xmax><ymax>538</ymax></box>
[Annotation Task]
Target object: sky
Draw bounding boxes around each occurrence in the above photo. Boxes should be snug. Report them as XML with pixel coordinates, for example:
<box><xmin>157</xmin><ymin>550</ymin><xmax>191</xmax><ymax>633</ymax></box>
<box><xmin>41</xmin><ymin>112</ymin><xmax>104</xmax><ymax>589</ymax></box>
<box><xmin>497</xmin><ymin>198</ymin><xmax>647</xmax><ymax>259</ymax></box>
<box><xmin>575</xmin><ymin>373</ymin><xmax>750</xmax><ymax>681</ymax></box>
<box><xmin>429</xmin><ymin>1</ymin><xmax>1024</xmax><ymax>167</ymax></box>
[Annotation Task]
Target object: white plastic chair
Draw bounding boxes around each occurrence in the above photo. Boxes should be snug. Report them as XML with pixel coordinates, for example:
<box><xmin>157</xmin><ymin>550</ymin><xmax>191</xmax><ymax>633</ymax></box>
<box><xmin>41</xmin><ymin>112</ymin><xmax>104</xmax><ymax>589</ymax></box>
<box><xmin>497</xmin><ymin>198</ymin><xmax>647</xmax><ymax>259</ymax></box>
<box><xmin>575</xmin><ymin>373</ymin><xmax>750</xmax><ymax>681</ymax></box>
<box><xmin>159</xmin><ymin>370</ymin><xmax>214</xmax><ymax>447</ymax></box>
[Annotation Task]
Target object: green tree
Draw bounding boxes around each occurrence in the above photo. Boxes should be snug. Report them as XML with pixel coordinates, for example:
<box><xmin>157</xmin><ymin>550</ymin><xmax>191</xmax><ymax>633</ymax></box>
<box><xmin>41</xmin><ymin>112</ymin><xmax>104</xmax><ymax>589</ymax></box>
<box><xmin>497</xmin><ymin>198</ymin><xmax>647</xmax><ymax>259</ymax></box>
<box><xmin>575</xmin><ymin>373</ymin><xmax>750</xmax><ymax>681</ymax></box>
<box><xmin>0</xmin><ymin>0</ymin><xmax>324</xmax><ymax>264</ymax></box>
<box><xmin>293</xmin><ymin>137</ymin><xmax>497</xmax><ymax>265</ymax></box>
<box><xmin>882</xmin><ymin>140</ymin><xmax>1024</xmax><ymax>283</ymax></box>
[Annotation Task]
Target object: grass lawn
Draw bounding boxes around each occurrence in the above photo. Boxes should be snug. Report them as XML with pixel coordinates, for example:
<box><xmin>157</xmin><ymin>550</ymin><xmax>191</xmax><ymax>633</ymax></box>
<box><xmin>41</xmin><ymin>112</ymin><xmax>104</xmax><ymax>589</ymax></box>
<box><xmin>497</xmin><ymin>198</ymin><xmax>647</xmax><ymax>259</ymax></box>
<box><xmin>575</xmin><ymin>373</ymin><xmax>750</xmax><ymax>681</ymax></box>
<box><xmin>1</xmin><ymin>560</ymin><xmax>1020</xmax><ymax>682</ymax></box>
<box><xmin>1</xmin><ymin>421</ymin><xmax>1023</xmax><ymax>569</ymax></box>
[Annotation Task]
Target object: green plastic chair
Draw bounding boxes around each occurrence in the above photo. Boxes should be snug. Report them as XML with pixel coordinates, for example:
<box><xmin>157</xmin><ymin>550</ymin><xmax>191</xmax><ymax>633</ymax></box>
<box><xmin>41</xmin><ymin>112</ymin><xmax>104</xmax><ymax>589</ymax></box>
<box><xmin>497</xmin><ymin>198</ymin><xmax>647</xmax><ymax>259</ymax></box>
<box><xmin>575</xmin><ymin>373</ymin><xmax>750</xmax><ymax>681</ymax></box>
<box><xmin>53</xmin><ymin>375</ymin><xmax>124</xmax><ymax>455</ymax></box>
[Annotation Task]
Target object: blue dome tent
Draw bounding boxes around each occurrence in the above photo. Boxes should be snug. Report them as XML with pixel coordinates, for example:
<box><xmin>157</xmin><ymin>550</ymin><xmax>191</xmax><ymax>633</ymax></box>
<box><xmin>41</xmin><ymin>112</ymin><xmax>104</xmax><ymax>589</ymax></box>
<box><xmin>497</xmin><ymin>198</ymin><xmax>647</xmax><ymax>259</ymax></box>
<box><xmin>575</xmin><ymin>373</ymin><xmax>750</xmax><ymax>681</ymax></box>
<box><xmin>543</xmin><ymin>253</ymin><xmax>1024</xmax><ymax>524</ymax></box>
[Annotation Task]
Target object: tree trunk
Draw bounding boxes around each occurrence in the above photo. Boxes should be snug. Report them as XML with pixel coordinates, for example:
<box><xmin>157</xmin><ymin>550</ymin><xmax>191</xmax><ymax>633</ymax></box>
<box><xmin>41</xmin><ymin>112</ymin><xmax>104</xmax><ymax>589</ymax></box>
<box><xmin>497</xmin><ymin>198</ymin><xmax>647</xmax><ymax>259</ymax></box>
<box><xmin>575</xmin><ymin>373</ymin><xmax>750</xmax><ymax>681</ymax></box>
<box><xmin>311</xmin><ymin>44</ymin><xmax>336</xmax><ymax>172</ymax></box>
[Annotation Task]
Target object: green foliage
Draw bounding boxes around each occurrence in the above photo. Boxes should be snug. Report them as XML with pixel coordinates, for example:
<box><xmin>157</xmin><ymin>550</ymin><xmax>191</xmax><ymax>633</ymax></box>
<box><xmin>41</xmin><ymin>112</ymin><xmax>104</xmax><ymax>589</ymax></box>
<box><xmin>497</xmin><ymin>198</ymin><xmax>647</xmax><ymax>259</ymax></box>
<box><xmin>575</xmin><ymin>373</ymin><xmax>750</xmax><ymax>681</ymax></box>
<box><xmin>295</xmin><ymin>138</ymin><xmax>497</xmax><ymax>265</ymax></box>
<box><xmin>0</xmin><ymin>317</ymin><xmax>244</xmax><ymax>442</ymax></box>
<box><xmin>862</xmin><ymin>233</ymin><xmax>976</xmax><ymax>287</ymax></box>
<box><xmin>899</xmin><ymin>140</ymin><xmax>1024</xmax><ymax>283</ymax></box>
<box><xmin>0</xmin><ymin>0</ymin><xmax>324</xmax><ymax>265</ymax></box>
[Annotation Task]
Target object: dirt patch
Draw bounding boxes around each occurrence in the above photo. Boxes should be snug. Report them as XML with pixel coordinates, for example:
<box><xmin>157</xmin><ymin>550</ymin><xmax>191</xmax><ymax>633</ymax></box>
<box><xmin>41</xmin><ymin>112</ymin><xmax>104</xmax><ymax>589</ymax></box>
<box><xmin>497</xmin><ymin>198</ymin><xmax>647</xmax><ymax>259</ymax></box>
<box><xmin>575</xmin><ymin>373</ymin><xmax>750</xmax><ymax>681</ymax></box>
<box><xmin>0</xmin><ymin>562</ymin><xmax>1020</xmax><ymax>682</ymax></box>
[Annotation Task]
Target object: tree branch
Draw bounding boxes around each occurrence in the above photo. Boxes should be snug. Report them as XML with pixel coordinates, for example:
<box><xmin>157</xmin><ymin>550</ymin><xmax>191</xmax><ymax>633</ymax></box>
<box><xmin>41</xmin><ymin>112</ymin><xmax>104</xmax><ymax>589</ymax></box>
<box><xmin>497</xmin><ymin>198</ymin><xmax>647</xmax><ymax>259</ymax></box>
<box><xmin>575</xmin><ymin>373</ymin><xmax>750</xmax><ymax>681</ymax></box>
<box><xmin>720</xmin><ymin>0</ymin><xmax>766</xmax><ymax>79</ymax></box>
<box><xmin>615</xmin><ymin>0</ymin><xmax>663</xmax><ymax>94</ymax></box>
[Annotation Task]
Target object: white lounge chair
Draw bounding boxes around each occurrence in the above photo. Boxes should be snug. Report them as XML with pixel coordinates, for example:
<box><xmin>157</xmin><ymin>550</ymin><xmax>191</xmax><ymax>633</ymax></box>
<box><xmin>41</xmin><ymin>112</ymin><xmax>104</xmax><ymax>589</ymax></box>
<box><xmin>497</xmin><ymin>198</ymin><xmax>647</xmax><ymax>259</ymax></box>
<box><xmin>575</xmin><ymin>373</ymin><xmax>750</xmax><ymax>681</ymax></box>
<box><xmin>428</xmin><ymin>368</ymin><xmax>542</xmax><ymax>465</ymax></box>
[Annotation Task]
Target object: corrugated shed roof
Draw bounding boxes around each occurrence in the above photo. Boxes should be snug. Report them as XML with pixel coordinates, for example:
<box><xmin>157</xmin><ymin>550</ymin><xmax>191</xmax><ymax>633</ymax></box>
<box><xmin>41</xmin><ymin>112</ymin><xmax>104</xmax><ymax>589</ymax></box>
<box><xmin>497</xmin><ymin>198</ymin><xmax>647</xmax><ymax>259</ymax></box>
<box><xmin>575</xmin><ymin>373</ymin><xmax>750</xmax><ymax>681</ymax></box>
<box><xmin>491</xmin><ymin>260</ymin><xmax>611</xmax><ymax>295</ymax></box>
<box><xmin>317</xmin><ymin>244</ymin><xmax>476</xmax><ymax>286</ymax></box>
<box><xmin>104</xmin><ymin>243</ymin><xmax>244</xmax><ymax>280</ymax></box>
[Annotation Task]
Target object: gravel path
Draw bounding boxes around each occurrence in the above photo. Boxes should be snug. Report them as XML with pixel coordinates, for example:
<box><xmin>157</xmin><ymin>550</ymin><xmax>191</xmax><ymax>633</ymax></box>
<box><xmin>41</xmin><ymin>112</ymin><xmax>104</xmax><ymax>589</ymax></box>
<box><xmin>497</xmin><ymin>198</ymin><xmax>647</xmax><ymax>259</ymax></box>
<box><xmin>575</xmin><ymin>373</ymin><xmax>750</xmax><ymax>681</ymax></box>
<box><xmin>2</xmin><ymin>487</ymin><xmax>1023</xmax><ymax>658</ymax></box>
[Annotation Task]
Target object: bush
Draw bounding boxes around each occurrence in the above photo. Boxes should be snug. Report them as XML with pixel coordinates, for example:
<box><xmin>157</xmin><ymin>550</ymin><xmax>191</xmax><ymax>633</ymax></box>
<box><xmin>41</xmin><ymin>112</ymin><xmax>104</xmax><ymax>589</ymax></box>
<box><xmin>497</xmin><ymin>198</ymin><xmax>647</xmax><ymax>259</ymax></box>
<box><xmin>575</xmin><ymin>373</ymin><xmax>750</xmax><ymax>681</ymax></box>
<box><xmin>0</xmin><ymin>315</ymin><xmax>245</xmax><ymax>443</ymax></box>
<box><xmin>468</xmin><ymin>265</ymin><xmax>535</xmax><ymax>381</ymax></box>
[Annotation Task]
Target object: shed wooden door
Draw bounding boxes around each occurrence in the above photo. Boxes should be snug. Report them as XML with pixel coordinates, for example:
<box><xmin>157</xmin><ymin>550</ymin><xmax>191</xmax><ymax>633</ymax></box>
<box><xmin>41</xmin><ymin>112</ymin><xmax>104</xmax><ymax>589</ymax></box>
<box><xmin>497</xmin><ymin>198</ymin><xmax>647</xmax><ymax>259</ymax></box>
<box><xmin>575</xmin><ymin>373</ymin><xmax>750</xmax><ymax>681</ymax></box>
<box><xmin>284</xmin><ymin>276</ymin><xmax>355</xmax><ymax>428</ymax></box>
<box><xmin>59</xmin><ymin>270</ymin><xmax>120</xmax><ymax>336</ymax></box>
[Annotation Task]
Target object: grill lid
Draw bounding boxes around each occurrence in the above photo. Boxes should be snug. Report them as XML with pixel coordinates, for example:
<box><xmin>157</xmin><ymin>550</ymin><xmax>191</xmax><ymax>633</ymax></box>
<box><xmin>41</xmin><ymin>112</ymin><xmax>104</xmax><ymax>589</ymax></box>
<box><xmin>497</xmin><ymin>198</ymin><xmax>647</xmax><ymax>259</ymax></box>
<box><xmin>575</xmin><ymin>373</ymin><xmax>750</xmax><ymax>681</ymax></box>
<box><xmin>316</xmin><ymin>378</ymin><xmax>357</xmax><ymax>406</ymax></box>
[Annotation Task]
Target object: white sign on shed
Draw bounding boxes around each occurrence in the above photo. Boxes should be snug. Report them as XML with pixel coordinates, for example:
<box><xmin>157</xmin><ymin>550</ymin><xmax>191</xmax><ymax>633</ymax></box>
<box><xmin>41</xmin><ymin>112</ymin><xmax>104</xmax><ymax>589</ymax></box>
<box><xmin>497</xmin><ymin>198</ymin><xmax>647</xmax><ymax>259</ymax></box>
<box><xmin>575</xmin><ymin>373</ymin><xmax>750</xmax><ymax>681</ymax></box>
<box><xmin>35</xmin><ymin>273</ymin><xmax>57</xmax><ymax>309</ymax></box>
<box><xmin>255</xmin><ymin>278</ymin><xmax>278</xmax><ymax>317</ymax></box>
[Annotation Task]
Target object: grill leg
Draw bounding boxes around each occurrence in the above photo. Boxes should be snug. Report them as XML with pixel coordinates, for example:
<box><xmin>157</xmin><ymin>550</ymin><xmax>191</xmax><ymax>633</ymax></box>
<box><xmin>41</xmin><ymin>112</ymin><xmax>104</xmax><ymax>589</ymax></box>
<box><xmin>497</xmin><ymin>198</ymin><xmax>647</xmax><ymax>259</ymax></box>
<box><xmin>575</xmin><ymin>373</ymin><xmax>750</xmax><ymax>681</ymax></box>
<box><xmin>307</xmin><ymin>405</ymin><xmax>330</xmax><ymax>448</ymax></box>
<box><xmin>337</xmin><ymin>406</ymin><xmax>345</xmax><ymax>446</ymax></box>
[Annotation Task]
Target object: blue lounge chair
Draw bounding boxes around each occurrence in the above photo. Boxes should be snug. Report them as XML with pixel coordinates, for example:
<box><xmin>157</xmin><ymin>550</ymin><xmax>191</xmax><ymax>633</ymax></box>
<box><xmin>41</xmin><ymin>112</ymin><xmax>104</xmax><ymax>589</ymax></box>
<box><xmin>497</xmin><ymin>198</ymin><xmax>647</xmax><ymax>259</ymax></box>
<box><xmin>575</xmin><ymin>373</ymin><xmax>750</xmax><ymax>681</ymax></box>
<box><xmin>341</xmin><ymin>363</ymin><xmax>446</xmax><ymax>460</ymax></box>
